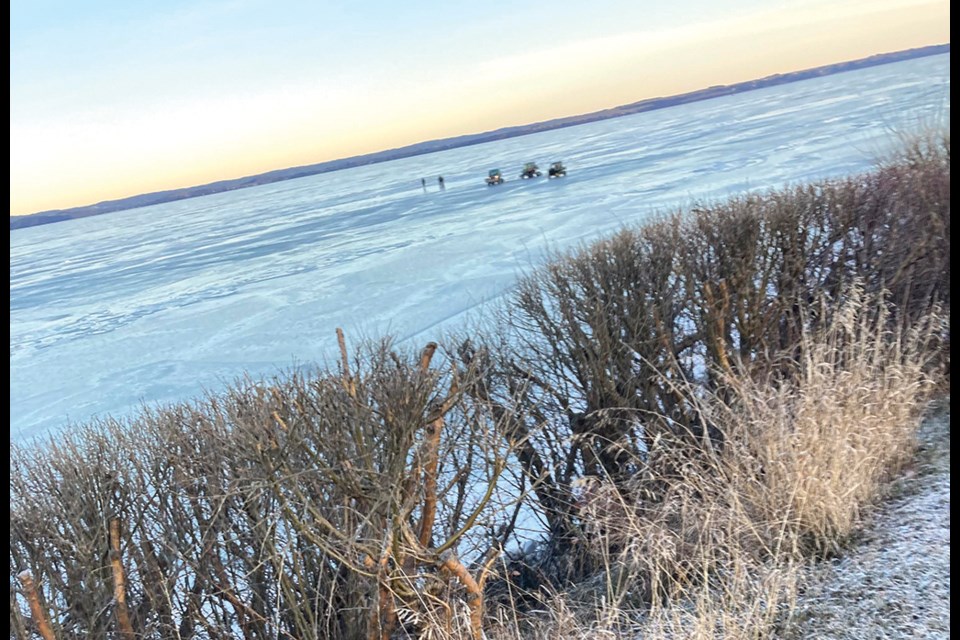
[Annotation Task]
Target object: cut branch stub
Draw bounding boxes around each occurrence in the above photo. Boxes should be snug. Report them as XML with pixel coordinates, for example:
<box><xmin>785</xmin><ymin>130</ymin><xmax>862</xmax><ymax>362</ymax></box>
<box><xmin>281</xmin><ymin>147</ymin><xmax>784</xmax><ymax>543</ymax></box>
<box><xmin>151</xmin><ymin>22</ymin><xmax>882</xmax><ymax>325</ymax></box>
<box><xmin>420</xmin><ymin>342</ymin><xmax>439</xmax><ymax>373</ymax></box>
<box><xmin>369</xmin><ymin>523</ymin><xmax>398</xmax><ymax>640</ymax></box>
<box><xmin>417</xmin><ymin>412</ymin><xmax>444</xmax><ymax>549</ymax></box>
<box><xmin>109</xmin><ymin>517</ymin><xmax>136</xmax><ymax>640</ymax></box>
<box><xmin>18</xmin><ymin>570</ymin><xmax>56</xmax><ymax>640</ymax></box>
<box><xmin>439</xmin><ymin>551</ymin><xmax>484</xmax><ymax>640</ymax></box>
<box><xmin>336</xmin><ymin>327</ymin><xmax>357</xmax><ymax>398</ymax></box>
<box><xmin>418</xmin><ymin>375</ymin><xmax>460</xmax><ymax>548</ymax></box>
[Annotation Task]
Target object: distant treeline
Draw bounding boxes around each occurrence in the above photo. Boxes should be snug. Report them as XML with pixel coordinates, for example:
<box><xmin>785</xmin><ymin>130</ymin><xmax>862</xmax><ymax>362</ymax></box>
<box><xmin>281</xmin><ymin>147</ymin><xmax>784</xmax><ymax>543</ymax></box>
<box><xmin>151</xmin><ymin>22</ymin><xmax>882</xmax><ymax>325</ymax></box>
<box><xmin>10</xmin><ymin>43</ymin><xmax>949</xmax><ymax>230</ymax></box>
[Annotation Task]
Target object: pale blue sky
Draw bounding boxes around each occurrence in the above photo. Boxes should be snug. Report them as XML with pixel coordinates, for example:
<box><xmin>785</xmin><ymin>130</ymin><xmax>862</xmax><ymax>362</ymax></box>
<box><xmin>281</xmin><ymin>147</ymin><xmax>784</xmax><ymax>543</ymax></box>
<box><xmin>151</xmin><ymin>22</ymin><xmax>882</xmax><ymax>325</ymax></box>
<box><xmin>10</xmin><ymin>0</ymin><xmax>949</xmax><ymax>215</ymax></box>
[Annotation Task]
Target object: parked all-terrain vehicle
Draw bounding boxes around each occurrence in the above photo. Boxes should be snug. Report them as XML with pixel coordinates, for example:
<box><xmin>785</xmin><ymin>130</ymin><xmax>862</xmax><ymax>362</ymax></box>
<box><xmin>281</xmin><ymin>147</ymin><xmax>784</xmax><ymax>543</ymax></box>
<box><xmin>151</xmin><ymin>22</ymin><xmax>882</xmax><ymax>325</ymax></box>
<box><xmin>486</xmin><ymin>169</ymin><xmax>505</xmax><ymax>186</ymax></box>
<box><xmin>520</xmin><ymin>162</ymin><xmax>542</xmax><ymax>179</ymax></box>
<box><xmin>548</xmin><ymin>161</ymin><xmax>567</xmax><ymax>178</ymax></box>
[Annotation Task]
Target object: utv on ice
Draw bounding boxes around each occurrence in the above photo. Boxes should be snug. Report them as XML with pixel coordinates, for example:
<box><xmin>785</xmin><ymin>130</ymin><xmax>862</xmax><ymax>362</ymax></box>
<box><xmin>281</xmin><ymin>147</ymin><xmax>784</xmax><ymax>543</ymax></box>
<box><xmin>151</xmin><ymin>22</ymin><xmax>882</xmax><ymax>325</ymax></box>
<box><xmin>485</xmin><ymin>169</ymin><xmax>505</xmax><ymax>186</ymax></box>
<box><xmin>548</xmin><ymin>161</ymin><xmax>567</xmax><ymax>178</ymax></box>
<box><xmin>520</xmin><ymin>162</ymin><xmax>542</xmax><ymax>179</ymax></box>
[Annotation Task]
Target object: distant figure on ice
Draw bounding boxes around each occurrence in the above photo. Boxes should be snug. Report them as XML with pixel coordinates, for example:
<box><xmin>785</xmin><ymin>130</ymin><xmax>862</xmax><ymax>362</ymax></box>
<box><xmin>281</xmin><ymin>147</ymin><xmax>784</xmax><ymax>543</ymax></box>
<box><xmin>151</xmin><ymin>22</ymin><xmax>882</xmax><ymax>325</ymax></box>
<box><xmin>438</xmin><ymin>175</ymin><xmax>445</xmax><ymax>190</ymax></box>
<box><xmin>421</xmin><ymin>178</ymin><xmax>427</xmax><ymax>192</ymax></box>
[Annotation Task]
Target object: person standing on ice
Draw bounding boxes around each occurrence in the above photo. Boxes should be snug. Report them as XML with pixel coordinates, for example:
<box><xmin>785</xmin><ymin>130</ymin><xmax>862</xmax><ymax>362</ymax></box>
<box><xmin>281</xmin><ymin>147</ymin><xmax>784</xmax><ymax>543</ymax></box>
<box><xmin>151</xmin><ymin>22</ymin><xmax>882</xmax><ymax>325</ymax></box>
<box><xmin>438</xmin><ymin>176</ymin><xmax>445</xmax><ymax>190</ymax></box>
<box><xmin>421</xmin><ymin>178</ymin><xmax>427</xmax><ymax>192</ymax></box>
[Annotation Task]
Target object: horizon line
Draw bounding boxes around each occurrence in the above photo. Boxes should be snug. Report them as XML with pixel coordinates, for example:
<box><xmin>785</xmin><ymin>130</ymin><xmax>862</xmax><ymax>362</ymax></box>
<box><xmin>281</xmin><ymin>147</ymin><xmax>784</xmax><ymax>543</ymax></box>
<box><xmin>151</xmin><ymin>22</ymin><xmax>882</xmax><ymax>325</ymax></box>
<box><xmin>11</xmin><ymin>42</ymin><xmax>949</xmax><ymax>221</ymax></box>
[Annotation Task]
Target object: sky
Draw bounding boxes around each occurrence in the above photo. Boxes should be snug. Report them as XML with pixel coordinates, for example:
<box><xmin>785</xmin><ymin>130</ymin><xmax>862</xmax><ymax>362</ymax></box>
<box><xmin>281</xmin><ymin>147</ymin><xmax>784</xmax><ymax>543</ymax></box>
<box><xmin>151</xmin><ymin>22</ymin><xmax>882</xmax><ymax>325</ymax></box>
<box><xmin>9</xmin><ymin>0</ymin><xmax>950</xmax><ymax>217</ymax></box>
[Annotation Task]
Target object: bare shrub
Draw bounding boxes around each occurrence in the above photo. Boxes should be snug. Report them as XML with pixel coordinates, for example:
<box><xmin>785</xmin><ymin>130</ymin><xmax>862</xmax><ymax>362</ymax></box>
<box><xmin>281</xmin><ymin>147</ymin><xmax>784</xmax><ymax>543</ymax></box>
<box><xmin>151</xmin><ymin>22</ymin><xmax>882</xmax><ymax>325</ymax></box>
<box><xmin>510</xmin><ymin>286</ymin><xmax>941</xmax><ymax>639</ymax></box>
<box><xmin>10</xmin><ymin>333</ymin><xmax>526</xmax><ymax>640</ymax></box>
<box><xmin>10</xmin><ymin>129</ymin><xmax>949</xmax><ymax>640</ymax></box>
<box><xmin>474</xmin><ymin>129</ymin><xmax>949</xmax><ymax>594</ymax></box>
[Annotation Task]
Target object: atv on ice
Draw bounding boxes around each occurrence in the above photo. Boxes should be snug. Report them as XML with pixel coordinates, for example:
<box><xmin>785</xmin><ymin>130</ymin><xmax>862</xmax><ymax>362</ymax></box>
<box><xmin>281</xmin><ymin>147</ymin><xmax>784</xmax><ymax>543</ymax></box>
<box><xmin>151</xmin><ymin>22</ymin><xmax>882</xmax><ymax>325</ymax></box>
<box><xmin>548</xmin><ymin>161</ymin><xmax>567</xmax><ymax>178</ymax></box>
<box><xmin>520</xmin><ymin>162</ymin><xmax>542</xmax><ymax>179</ymax></box>
<box><xmin>485</xmin><ymin>169</ymin><xmax>505</xmax><ymax>186</ymax></box>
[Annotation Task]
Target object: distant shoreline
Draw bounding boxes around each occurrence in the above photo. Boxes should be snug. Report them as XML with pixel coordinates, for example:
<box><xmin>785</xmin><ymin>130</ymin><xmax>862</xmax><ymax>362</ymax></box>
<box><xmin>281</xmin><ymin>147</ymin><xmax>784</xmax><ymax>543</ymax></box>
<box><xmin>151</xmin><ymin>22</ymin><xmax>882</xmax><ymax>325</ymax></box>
<box><xmin>10</xmin><ymin>43</ymin><xmax>949</xmax><ymax>231</ymax></box>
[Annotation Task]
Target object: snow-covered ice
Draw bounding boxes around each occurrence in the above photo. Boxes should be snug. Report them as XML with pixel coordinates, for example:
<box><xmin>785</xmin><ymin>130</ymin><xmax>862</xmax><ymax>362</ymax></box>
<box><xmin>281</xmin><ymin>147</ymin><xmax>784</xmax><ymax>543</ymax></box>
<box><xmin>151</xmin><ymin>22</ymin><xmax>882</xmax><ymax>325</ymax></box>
<box><xmin>10</xmin><ymin>54</ymin><xmax>950</xmax><ymax>442</ymax></box>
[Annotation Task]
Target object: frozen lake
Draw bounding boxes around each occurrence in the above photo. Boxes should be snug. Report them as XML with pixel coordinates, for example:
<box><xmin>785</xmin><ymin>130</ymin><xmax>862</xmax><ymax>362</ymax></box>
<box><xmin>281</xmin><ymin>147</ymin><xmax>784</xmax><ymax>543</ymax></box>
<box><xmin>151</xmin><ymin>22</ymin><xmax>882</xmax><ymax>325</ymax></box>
<box><xmin>10</xmin><ymin>53</ymin><xmax>950</xmax><ymax>442</ymax></box>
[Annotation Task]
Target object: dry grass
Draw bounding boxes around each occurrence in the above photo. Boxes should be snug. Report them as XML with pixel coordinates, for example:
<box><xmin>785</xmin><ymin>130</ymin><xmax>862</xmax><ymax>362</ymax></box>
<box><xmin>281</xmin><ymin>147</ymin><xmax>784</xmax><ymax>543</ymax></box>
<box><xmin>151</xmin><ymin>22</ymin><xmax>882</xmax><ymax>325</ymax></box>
<box><xmin>495</xmin><ymin>284</ymin><xmax>943</xmax><ymax>640</ymax></box>
<box><xmin>714</xmin><ymin>286</ymin><xmax>941</xmax><ymax>556</ymax></box>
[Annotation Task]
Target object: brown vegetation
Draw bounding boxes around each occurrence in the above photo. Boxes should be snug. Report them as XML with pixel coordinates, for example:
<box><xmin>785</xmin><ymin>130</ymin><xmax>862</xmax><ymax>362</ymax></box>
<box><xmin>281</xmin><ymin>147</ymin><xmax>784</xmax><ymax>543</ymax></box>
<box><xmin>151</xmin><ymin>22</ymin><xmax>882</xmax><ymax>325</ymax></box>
<box><xmin>9</xmin><ymin>131</ymin><xmax>949</xmax><ymax>639</ymax></box>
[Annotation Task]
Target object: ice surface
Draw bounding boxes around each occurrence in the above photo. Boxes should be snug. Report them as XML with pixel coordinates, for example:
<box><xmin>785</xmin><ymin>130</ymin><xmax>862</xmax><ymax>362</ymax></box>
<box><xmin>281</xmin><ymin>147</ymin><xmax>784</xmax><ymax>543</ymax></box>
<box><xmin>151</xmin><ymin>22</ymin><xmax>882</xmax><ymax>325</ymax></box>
<box><xmin>10</xmin><ymin>54</ymin><xmax>950</xmax><ymax>442</ymax></box>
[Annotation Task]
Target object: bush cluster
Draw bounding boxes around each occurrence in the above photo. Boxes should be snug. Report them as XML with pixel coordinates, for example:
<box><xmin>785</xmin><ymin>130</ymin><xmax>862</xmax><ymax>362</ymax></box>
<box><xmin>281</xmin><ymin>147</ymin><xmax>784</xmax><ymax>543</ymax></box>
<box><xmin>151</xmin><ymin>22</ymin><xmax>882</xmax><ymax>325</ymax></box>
<box><xmin>10</xmin><ymin>132</ymin><xmax>949</xmax><ymax>639</ymax></box>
